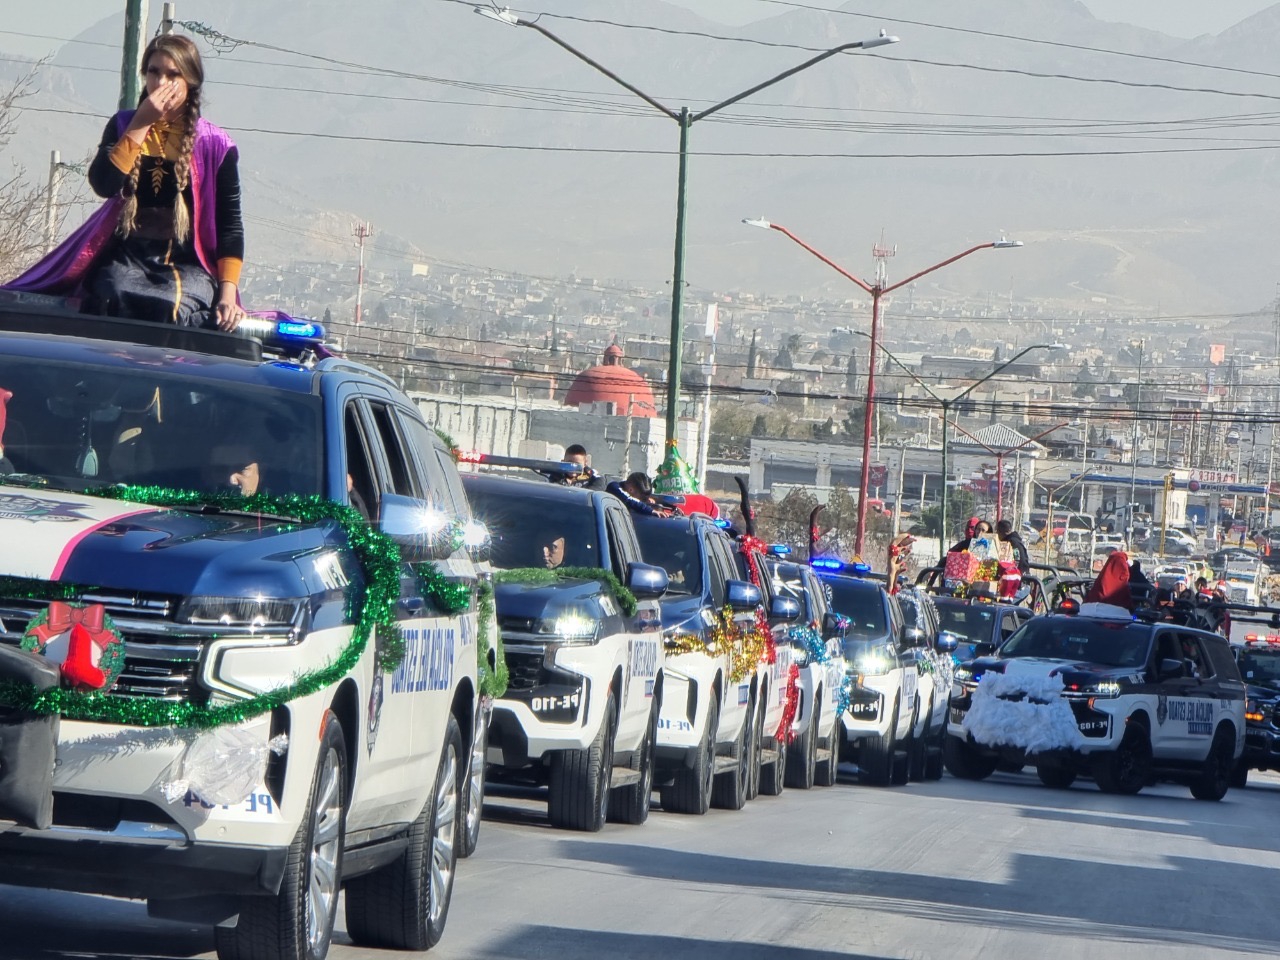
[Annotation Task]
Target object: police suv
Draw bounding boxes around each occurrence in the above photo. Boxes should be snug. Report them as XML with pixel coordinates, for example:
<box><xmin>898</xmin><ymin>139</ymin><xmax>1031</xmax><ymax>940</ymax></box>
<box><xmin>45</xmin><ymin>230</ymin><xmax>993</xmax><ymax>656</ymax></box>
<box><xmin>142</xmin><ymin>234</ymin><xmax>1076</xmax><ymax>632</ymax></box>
<box><xmin>462</xmin><ymin>472</ymin><xmax>668</xmax><ymax>831</ymax></box>
<box><xmin>815</xmin><ymin>563</ymin><xmax>916</xmax><ymax>786</ymax></box>
<box><xmin>947</xmin><ymin>601</ymin><xmax>1246</xmax><ymax>799</ymax></box>
<box><xmin>0</xmin><ymin>306</ymin><xmax>484</xmax><ymax>959</ymax></box>
<box><xmin>632</xmin><ymin>512</ymin><xmax>766</xmax><ymax>813</ymax></box>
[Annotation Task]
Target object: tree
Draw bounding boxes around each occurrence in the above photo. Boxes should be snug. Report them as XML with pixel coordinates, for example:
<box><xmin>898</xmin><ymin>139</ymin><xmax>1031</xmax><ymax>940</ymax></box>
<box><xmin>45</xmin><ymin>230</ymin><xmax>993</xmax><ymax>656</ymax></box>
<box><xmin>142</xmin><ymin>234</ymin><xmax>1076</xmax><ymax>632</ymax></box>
<box><xmin>0</xmin><ymin>65</ymin><xmax>79</xmax><ymax>281</ymax></box>
<box><xmin>912</xmin><ymin>489</ymin><xmax>978</xmax><ymax>540</ymax></box>
<box><xmin>755</xmin><ymin>487</ymin><xmax>820</xmax><ymax>554</ymax></box>
<box><xmin>751</xmin><ymin>414</ymin><xmax>769</xmax><ymax>437</ymax></box>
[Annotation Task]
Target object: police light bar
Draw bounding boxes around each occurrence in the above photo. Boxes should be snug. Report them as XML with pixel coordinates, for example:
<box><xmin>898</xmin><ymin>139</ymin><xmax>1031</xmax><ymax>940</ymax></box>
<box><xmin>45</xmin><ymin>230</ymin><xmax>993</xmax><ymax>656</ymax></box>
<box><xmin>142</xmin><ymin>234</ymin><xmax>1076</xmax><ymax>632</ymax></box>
<box><xmin>238</xmin><ymin>313</ymin><xmax>326</xmax><ymax>349</ymax></box>
<box><xmin>768</xmin><ymin>544</ymin><xmax>792</xmax><ymax>556</ymax></box>
<box><xmin>454</xmin><ymin>450</ymin><xmax>581</xmax><ymax>475</ymax></box>
<box><xmin>714</xmin><ymin>519</ymin><xmax>733</xmax><ymax>529</ymax></box>
<box><xmin>811</xmin><ymin>558</ymin><xmax>844</xmax><ymax>571</ymax></box>
<box><xmin>1245</xmin><ymin>633</ymin><xmax>1280</xmax><ymax>645</ymax></box>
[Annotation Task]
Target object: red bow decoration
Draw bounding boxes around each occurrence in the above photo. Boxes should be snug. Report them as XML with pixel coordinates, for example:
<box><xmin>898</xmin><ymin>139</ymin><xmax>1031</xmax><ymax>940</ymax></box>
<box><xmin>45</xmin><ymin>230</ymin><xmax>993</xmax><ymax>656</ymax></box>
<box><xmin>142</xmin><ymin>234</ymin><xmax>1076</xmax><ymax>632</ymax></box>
<box><xmin>28</xmin><ymin>601</ymin><xmax>107</xmax><ymax>645</ymax></box>
<box><xmin>23</xmin><ymin>602</ymin><xmax>121</xmax><ymax>692</ymax></box>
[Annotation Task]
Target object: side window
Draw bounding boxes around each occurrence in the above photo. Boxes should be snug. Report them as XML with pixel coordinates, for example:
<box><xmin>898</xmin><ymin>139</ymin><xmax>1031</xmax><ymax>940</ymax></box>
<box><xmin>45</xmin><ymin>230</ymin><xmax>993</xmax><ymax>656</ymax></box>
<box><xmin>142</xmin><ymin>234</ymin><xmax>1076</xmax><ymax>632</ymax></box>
<box><xmin>367</xmin><ymin>403</ymin><xmax>414</xmax><ymax>497</ymax></box>
<box><xmin>704</xmin><ymin>535</ymin><xmax>728</xmax><ymax>608</ymax></box>
<box><xmin>397</xmin><ymin>414</ymin><xmax>456</xmax><ymax>515</ymax></box>
<box><xmin>1001</xmin><ymin>612</ymin><xmax>1021</xmax><ymax>642</ymax></box>
<box><xmin>434</xmin><ymin>448</ymin><xmax>471</xmax><ymax>520</ymax></box>
<box><xmin>344</xmin><ymin>404</ymin><xmax>378</xmax><ymax>519</ymax></box>
<box><xmin>1204</xmin><ymin>637</ymin><xmax>1240</xmax><ymax>681</ymax></box>
<box><xmin>1179</xmin><ymin>632</ymin><xmax>1212</xmax><ymax>679</ymax></box>
<box><xmin>602</xmin><ymin>507</ymin><xmax>632</xmax><ymax>581</ymax></box>
<box><xmin>805</xmin><ymin>570</ymin><xmax>827</xmax><ymax>621</ymax></box>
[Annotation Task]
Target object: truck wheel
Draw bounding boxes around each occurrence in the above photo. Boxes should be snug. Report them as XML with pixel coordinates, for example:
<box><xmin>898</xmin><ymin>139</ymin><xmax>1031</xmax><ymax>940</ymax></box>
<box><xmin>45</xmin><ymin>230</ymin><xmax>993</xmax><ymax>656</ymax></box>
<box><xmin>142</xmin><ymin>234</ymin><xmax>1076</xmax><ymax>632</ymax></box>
<box><xmin>344</xmin><ymin>716</ymin><xmax>462</xmax><ymax>951</ymax></box>
<box><xmin>459</xmin><ymin>708</ymin><xmax>486</xmax><ymax>858</ymax></box>
<box><xmin>661</xmin><ymin>694</ymin><xmax>717</xmax><ymax>815</ymax></box>
<box><xmin>943</xmin><ymin>735</ymin><xmax>997</xmax><ymax>781</ymax></box>
<box><xmin>860</xmin><ymin>700</ymin><xmax>898</xmax><ymax>786</ymax></box>
<box><xmin>1230</xmin><ymin>758</ymin><xmax>1249</xmax><ymax>789</ymax></box>
<box><xmin>1190</xmin><ymin>726</ymin><xmax>1234</xmax><ymax>802</ymax></box>
<box><xmin>745</xmin><ymin>692</ymin><xmax>764</xmax><ymax>801</ymax></box>
<box><xmin>217</xmin><ymin>713</ymin><xmax>346</xmax><ymax>960</ymax></box>
<box><xmin>712</xmin><ymin>700</ymin><xmax>751</xmax><ymax>810</ymax></box>
<box><xmin>784</xmin><ymin>693</ymin><xmax>818</xmax><ymax>790</ymax></box>
<box><xmin>758</xmin><ymin>723</ymin><xmax>788</xmax><ymax>797</ymax></box>
<box><xmin>548</xmin><ymin>693</ymin><xmax>616</xmax><ymax>831</ymax></box>
<box><xmin>609</xmin><ymin>698</ymin><xmax>657</xmax><ymax>825</ymax></box>
<box><xmin>1036</xmin><ymin>765</ymin><xmax>1077</xmax><ymax>789</ymax></box>
<box><xmin>924</xmin><ymin>722</ymin><xmax>946</xmax><ymax>781</ymax></box>
<box><xmin>908</xmin><ymin>698</ymin><xmax>931</xmax><ymax>781</ymax></box>
<box><xmin>814</xmin><ymin>727</ymin><xmax>838</xmax><ymax>788</ymax></box>
<box><xmin>1093</xmin><ymin>722</ymin><xmax>1151</xmax><ymax>796</ymax></box>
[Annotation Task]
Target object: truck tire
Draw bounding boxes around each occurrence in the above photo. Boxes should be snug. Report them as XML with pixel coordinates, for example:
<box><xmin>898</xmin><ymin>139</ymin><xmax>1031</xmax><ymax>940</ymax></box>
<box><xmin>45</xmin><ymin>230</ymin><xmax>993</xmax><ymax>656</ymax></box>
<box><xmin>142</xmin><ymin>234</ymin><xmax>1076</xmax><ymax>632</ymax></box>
<box><xmin>943</xmin><ymin>735</ymin><xmax>997</xmax><ymax>782</ymax></box>
<box><xmin>344</xmin><ymin>716</ymin><xmax>462</xmax><ymax>951</ymax></box>
<box><xmin>860</xmin><ymin>700</ymin><xmax>898</xmax><ymax>786</ymax></box>
<box><xmin>712</xmin><ymin>699</ymin><xmax>752</xmax><ymax>810</ymax></box>
<box><xmin>784</xmin><ymin>692</ymin><xmax>818</xmax><ymax>790</ymax></box>
<box><xmin>1230</xmin><ymin>758</ymin><xmax>1249</xmax><ymax>789</ymax></box>
<box><xmin>1036</xmin><ymin>765</ymin><xmax>1077</xmax><ymax>789</ymax></box>
<box><xmin>609</xmin><ymin>698</ymin><xmax>657</xmax><ymax>825</ymax></box>
<box><xmin>908</xmin><ymin>698</ymin><xmax>930</xmax><ymax>781</ymax></box>
<box><xmin>924</xmin><ymin>721</ymin><xmax>946</xmax><ymax>781</ymax></box>
<box><xmin>1190</xmin><ymin>726</ymin><xmax>1234</xmax><ymax>802</ymax></box>
<box><xmin>758</xmin><ymin>724</ymin><xmax>788</xmax><ymax>797</ymax></box>
<box><xmin>217</xmin><ymin>712</ymin><xmax>346</xmax><ymax>960</ymax></box>
<box><xmin>548</xmin><ymin>693</ymin><xmax>616</xmax><ymax>831</ymax></box>
<box><xmin>459</xmin><ymin>709</ymin><xmax>486</xmax><ymax>858</ymax></box>
<box><xmin>745</xmin><ymin>691</ymin><xmax>764</xmax><ymax>801</ymax></box>
<box><xmin>661</xmin><ymin>694</ymin><xmax>717</xmax><ymax>815</ymax></box>
<box><xmin>1093</xmin><ymin>721</ymin><xmax>1151</xmax><ymax>796</ymax></box>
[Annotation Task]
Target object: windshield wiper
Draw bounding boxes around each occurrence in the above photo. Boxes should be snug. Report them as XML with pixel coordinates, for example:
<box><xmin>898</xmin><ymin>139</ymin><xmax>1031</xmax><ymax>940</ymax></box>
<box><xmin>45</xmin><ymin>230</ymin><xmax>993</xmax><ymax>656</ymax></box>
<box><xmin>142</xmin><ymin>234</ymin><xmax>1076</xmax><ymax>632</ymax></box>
<box><xmin>0</xmin><ymin>473</ymin><xmax>51</xmax><ymax>488</ymax></box>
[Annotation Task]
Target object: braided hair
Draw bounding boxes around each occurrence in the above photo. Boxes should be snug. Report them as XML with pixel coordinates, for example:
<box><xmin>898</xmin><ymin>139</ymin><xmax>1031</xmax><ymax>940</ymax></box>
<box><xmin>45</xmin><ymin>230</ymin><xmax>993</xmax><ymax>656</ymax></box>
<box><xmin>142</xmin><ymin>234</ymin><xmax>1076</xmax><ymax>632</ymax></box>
<box><xmin>116</xmin><ymin>34</ymin><xmax>204</xmax><ymax>241</ymax></box>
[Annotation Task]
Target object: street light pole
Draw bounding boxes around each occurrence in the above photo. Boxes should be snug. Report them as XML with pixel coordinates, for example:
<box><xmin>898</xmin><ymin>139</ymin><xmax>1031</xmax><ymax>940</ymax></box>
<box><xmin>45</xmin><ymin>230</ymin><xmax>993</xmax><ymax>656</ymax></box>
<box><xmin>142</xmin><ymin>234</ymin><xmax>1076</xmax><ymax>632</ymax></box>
<box><xmin>748</xmin><ymin>220</ymin><xmax>1024</xmax><ymax>556</ymax></box>
<box><xmin>852</xmin><ymin>333</ymin><xmax>1064</xmax><ymax>550</ymax></box>
<box><xmin>475</xmin><ymin>7</ymin><xmax>898</xmax><ymax>449</ymax></box>
<box><xmin>1127</xmin><ymin>338</ymin><xmax>1145</xmax><ymax>539</ymax></box>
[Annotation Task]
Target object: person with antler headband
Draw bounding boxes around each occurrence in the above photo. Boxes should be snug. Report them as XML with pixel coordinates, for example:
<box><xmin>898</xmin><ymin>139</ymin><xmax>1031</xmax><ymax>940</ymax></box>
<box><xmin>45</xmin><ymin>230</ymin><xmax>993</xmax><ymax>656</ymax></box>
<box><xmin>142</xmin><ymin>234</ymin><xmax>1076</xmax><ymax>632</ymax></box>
<box><xmin>5</xmin><ymin>34</ymin><xmax>245</xmax><ymax>331</ymax></box>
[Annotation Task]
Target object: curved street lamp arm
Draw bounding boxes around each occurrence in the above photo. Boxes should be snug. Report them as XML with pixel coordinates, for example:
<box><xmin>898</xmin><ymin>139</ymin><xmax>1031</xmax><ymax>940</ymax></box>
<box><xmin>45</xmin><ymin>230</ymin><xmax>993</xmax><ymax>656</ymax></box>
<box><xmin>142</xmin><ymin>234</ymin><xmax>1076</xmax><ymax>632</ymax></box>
<box><xmin>851</xmin><ymin>330</ymin><xmax>944</xmax><ymax>403</ymax></box>
<box><xmin>692</xmin><ymin>40</ymin><xmax>886</xmax><ymax>123</ymax></box>
<box><xmin>764</xmin><ymin>223</ymin><xmax>875</xmax><ymax>293</ymax></box>
<box><xmin>882</xmin><ymin>243</ymin><xmax>995</xmax><ymax>295</ymax></box>
<box><xmin>515</xmin><ymin>19</ymin><xmax>680</xmax><ymax>121</ymax></box>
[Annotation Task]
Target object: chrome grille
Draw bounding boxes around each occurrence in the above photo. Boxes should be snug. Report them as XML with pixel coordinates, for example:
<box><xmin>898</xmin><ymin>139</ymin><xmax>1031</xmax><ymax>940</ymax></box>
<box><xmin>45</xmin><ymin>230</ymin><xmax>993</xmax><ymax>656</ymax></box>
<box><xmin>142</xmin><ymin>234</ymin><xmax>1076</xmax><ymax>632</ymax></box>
<box><xmin>505</xmin><ymin>650</ymin><xmax>549</xmax><ymax>691</ymax></box>
<box><xmin>0</xmin><ymin>590</ymin><xmax>203</xmax><ymax>702</ymax></box>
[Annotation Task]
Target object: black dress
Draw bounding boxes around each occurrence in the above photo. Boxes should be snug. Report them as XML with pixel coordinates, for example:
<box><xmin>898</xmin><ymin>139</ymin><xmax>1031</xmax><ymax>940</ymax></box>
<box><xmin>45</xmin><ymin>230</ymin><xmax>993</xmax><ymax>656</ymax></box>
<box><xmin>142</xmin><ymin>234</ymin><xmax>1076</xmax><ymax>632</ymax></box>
<box><xmin>82</xmin><ymin>118</ymin><xmax>243</xmax><ymax>327</ymax></box>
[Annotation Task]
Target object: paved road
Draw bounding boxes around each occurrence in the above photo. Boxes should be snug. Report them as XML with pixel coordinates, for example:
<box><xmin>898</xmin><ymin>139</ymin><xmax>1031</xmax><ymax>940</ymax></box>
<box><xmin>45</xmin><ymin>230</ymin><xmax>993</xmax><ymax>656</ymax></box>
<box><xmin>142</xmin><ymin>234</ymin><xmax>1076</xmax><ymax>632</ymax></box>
<box><xmin>5</xmin><ymin>767</ymin><xmax>1280</xmax><ymax>960</ymax></box>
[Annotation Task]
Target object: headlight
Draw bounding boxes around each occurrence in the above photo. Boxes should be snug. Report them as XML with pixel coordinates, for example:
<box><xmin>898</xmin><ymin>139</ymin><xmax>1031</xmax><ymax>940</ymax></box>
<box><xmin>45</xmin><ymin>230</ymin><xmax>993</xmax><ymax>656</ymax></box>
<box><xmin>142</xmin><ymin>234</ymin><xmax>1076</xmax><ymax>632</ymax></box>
<box><xmin>855</xmin><ymin>650</ymin><xmax>892</xmax><ymax>676</ymax></box>
<box><xmin>178</xmin><ymin>596</ymin><xmax>305</xmax><ymax>633</ymax></box>
<box><xmin>533</xmin><ymin>610</ymin><xmax>601</xmax><ymax>644</ymax></box>
<box><xmin>1086</xmin><ymin>681</ymin><xmax>1122</xmax><ymax>699</ymax></box>
<box><xmin>954</xmin><ymin>666</ymin><xmax>973</xmax><ymax>682</ymax></box>
<box><xmin>1246</xmin><ymin>699</ymin><xmax>1265</xmax><ymax>723</ymax></box>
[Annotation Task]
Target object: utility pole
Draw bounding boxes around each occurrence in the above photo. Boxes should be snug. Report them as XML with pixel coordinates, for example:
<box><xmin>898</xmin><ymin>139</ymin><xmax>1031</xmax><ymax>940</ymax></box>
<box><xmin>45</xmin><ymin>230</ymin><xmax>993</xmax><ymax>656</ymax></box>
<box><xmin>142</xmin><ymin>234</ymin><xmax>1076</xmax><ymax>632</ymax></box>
<box><xmin>161</xmin><ymin>2</ymin><xmax>175</xmax><ymax>34</ymax></box>
<box><xmin>44</xmin><ymin>151</ymin><xmax>86</xmax><ymax>253</ymax></box>
<box><xmin>353</xmin><ymin>222</ymin><xmax>372</xmax><ymax>325</ymax></box>
<box><xmin>118</xmin><ymin>0</ymin><xmax>150</xmax><ymax>111</ymax></box>
<box><xmin>1126</xmin><ymin>338</ymin><xmax>1144</xmax><ymax>541</ymax></box>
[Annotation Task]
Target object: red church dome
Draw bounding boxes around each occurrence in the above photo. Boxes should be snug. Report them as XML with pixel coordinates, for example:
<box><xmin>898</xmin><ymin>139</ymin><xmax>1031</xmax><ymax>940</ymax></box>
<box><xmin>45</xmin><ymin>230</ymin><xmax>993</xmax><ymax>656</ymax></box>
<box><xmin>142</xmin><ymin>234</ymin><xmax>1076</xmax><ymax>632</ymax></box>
<box><xmin>563</xmin><ymin>345</ymin><xmax>658</xmax><ymax>418</ymax></box>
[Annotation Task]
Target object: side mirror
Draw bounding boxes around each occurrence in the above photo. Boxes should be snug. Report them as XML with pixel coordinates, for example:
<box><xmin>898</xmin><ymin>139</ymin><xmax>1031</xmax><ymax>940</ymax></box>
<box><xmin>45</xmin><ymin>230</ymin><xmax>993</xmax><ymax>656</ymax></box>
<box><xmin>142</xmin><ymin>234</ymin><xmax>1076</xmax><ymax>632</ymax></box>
<box><xmin>626</xmin><ymin>562</ymin><xmax>669</xmax><ymax>600</ymax></box>
<box><xmin>902</xmin><ymin>626</ymin><xmax>927</xmax><ymax>649</ymax></box>
<box><xmin>973</xmin><ymin>641</ymin><xmax>996</xmax><ymax>658</ymax></box>
<box><xmin>378</xmin><ymin>493</ymin><xmax>457</xmax><ymax>561</ymax></box>
<box><xmin>1158</xmin><ymin>657</ymin><xmax>1185</xmax><ymax>680</ymax></box>
<box><xmin>769</xmin><ymin>595</ymin><xmax>803</xmax><ymax>624</ymax></box>
<box><xmin>821</xmin><ymin>610</ymin><xmax>847</xmax><ymax>641</ymax></box>
<box><xmin>726</xmin><ymin>579</ymin><xmax>762</xmax><ymax>612</ymax></box>
<box><xmin>936</xmin><ymin>631</ymin><xmax>960</xmax><ymax>654</ymax></box>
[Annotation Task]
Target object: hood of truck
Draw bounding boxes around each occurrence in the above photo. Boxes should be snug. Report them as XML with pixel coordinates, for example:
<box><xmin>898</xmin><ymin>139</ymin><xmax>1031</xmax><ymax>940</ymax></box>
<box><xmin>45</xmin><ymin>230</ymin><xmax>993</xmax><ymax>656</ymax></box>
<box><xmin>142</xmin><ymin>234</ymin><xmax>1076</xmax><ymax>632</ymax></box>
<box><xmin>0</xmin><ymin>486</ymin><xmax>342</xmax><ymax>599</ymax></box>
<box><xmin>490</xmin><ymin>575</ymin><xmax>624</xmax><ymax>634</ymax></box>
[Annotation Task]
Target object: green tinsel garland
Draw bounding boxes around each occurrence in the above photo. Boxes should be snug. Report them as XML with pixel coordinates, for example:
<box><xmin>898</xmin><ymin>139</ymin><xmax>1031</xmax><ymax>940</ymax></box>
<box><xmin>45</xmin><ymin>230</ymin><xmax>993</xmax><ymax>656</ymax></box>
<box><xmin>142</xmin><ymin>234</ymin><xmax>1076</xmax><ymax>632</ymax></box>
<box><xmin>491</xmin><ymin>566</ymin><xmax>638</xmax><ymax>618</ymax></box>
<box><xmin>475</xmin><ymin>579</ymin><xmax>508</xmax><ymax>698</ymax></box>
<box><xmin>0</xmin><ymin>486</ymin><xmax>409</xmax><ymax>728</ymax></box>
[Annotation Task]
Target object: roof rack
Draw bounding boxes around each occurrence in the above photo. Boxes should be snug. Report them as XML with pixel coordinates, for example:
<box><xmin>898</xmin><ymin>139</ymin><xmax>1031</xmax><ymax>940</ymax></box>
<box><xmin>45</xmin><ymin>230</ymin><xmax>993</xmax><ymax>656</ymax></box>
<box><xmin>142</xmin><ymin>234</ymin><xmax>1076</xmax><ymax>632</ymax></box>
<box><xmin>456</xmin><ymin>450</ymin><xmax>586</xmax><ymax>482</ymax></box>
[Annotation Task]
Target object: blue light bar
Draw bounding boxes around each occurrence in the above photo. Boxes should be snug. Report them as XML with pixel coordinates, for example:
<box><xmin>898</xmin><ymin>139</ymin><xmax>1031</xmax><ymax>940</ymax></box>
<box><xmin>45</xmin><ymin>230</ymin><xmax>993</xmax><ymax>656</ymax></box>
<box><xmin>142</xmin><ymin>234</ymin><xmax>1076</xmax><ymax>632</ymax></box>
<box><xmin>811</xmin><ymin>558</ymin><xmax>844</xmax><ymax>571</ymax></box>
<box><xmin>713</xmin><ymin>519</ymin><xmax>733</xmax><ymax>529</ymax></box>
<box><xmin>851</xmin><ymin>562</ymin><xmax>873</xmax><ymax>576</ymax></box>
<box><xmin>277</xmin><ymin>319</ymin><xmax>323</xmax><ymax>340</ymax></box>
<box><xmin>768</xmin><ymin>543</ymin><xmax>792</xmax><ymax>556</ymax></box>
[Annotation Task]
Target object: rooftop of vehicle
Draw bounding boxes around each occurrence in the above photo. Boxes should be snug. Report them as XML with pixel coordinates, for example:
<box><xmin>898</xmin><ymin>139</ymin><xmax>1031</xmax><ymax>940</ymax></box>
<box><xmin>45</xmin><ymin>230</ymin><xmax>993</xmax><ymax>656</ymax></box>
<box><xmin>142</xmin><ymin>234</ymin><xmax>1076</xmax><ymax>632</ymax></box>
<box><xmin>461</xmin><ymin>471</ymin><xmax>599</xmax><ymax>504</ymax></box>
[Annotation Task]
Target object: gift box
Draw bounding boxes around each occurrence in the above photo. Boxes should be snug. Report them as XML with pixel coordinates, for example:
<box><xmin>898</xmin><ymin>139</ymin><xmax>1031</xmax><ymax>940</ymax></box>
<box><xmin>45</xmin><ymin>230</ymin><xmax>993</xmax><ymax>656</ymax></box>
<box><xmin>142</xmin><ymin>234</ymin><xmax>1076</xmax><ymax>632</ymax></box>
<box><xmin>944</xmin><ymin>550</ymin><xmax>979</xmax><ymax>582</ymax></box>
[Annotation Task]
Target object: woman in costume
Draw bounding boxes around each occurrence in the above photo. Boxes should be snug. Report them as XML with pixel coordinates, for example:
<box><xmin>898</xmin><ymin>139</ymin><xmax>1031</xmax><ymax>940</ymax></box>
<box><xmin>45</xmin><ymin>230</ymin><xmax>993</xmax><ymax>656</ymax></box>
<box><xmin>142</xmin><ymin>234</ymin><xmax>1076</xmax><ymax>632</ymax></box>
<box><xmin>6</xmin><ymin>34</ymin><xmax>244</xmax><ymax>330</ymax></box>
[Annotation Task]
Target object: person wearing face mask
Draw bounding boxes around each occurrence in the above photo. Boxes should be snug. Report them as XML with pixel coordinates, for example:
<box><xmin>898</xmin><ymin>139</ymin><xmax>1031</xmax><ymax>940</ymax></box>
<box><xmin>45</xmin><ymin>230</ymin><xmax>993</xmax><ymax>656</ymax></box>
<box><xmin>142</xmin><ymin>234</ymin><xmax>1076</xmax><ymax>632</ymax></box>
<box><xmin>5</xmin><ymin>34</ymin><xmax>245</xmax><ymax>331</ymax></box>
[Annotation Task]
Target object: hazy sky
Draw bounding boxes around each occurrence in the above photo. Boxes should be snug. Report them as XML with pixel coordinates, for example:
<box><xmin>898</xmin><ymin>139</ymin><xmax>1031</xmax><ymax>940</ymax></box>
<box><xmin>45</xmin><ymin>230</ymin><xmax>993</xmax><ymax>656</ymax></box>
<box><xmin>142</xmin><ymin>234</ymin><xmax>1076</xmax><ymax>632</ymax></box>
<box><xmin>2</xmin><ymin>0</ymin><xmax>1277</xmax><ymax>56</ymax></box>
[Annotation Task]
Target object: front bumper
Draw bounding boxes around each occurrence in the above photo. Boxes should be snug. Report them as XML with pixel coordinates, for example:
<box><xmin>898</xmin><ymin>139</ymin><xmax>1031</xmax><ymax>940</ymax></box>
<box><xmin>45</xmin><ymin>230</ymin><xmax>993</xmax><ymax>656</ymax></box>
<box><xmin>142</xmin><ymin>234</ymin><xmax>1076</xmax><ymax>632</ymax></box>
<box><xmin>1243</xmin><ymin>723</ymin><xmax>1280</xmax><ymax>768</ymax></box>
<box><xmin>840</xmin><ymin>678</ymin><xmax>891</xmax><ymax>739</ymax></box>
<box><xmin>948</xmin><ymin>686</ymin><xmax>1122</xmax><ymax>757</ymax></box>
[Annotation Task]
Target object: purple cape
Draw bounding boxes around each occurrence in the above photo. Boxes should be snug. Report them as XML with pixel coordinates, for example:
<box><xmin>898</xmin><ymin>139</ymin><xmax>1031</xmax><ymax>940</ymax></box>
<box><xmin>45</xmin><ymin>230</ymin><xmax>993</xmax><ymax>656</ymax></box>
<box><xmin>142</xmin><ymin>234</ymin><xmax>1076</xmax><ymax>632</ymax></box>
<box><xmin>4</xmin><ymin>112</ymin><xmax>235</xmax><ymax>296</ymax></box>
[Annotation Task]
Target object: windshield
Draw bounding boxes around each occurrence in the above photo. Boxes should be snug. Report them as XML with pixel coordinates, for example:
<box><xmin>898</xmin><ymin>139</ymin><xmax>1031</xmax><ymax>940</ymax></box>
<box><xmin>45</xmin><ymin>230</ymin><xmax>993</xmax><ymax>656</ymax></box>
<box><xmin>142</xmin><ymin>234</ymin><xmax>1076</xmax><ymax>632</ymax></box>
<box><xmin>935</xmin><ymin>602</ymin><xmax>997</xmax><ymax>645</ymax></box>
<box><xmin>466</xmin><ymin>486</ymin><xmax>601</xmax><ymax>571</ymax></box>
<box><xmin>1238</xmin><ymin>648</ymin><xmax>1280</xmax><ymax>685</ymax></box>
<box><xmin>633</xmin><ymin>521</ymin><xmax>702</xmax><ymax>595</ymax></box>
<box><xmin>1000</xmin><ymin>617</ymin><xmax>1153</xmax><ymax>668</ymax></box>
<box><xmin>0</xmin><ymin>355</ymin><xmax>322</xmax><ymax>497</ymax></box>
<box><xmin>823</xmin><ymin>578</ymin><xmax>888</xmax><ymax>640</ymax></box>
<box><xmin>764</xmin><ymin>561</ymin><xmax>812</xmax><ymax>620</ymax></box>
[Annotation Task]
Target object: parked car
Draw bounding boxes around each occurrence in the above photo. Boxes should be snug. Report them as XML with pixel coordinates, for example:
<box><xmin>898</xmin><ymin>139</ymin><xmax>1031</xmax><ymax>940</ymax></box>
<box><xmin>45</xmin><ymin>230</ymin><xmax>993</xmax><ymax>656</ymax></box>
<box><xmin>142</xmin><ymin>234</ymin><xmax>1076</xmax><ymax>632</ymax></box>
<box><xmin>932</xmin><ymin>596</ymin><xmax>1034</xmax><ymax>662</ymax></box>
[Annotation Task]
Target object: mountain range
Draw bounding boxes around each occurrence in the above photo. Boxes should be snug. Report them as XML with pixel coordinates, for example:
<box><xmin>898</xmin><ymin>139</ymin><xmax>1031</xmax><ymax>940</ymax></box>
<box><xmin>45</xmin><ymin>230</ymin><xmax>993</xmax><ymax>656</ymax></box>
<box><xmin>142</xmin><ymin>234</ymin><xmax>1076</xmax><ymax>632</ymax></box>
<box><xmin>5</xmin><ymin>0</ymin><xmax>1280</xmax><ymax>315</ymax></box>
